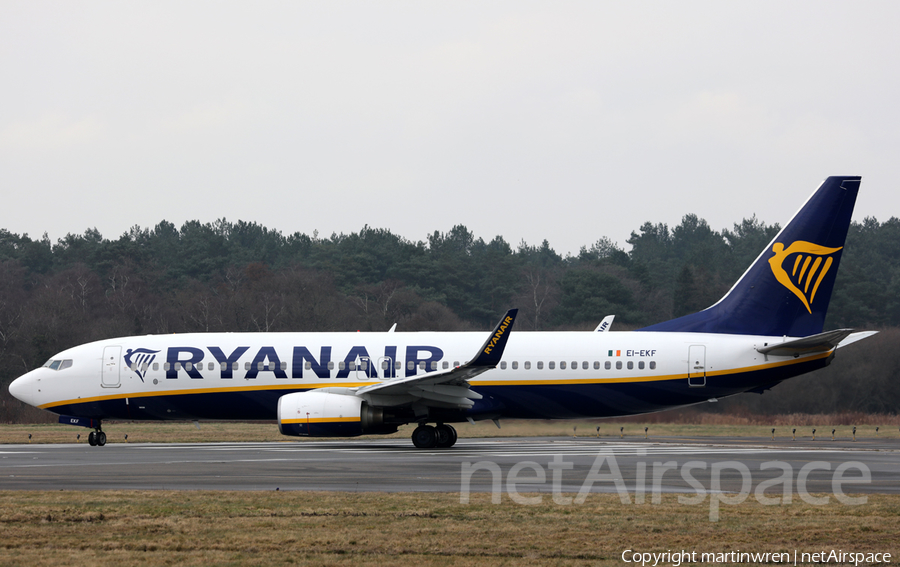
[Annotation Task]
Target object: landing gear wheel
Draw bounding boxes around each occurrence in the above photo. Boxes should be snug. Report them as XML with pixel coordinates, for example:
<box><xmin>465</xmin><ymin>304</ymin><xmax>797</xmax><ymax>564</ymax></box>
<box><xmin>411</xmin><ymin>425</ymin><xmax>437</xmax><ymax>448</ymax></box>
<box><xmin>88</xmin><ymin>431</ymin><xmax>97</xmax><ymax>446</ymax></box>
<box><xmin>435</xmin><ymin>424</ymin><xmax>458</xmax><ymax>448</ymax></box>
<box><xmin>96</xmin><ymin>431</ymin><xmax>107</xmax><ymax>447</ymax></box>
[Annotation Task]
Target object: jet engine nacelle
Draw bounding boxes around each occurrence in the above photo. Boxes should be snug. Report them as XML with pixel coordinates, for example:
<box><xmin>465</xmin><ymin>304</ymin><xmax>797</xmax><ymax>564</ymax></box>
<box><xmin>277</xmin><ymin>390</ymin><xmax>393</xmax><ymax>437</ymax></box>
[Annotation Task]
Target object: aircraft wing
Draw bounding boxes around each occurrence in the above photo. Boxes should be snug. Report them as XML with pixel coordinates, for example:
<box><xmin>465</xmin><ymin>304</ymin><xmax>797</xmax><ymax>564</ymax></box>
<box><xmin>756</xmin><ymin>328</ymin><xmax>857</xmax><ymax>357</ymax></box>
<box><xmin>353</xmin><ymin>309</ymin><xmax>517</xmax><ymax>409</ymax></box>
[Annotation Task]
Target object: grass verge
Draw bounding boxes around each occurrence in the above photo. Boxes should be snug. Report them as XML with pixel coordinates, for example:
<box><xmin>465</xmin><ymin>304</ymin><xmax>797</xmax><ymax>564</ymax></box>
<box><xmin>0</xmin><ymin>490</ymin><xmax>897</xmax><ymax>566</ymax></box>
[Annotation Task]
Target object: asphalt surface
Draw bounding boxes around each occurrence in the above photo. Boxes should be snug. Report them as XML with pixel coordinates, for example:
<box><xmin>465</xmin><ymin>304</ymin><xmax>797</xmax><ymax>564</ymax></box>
<box><xmin>2</xmin><ymin>436</ymin><xmax>898</xmax><ymax>497</ymax></box>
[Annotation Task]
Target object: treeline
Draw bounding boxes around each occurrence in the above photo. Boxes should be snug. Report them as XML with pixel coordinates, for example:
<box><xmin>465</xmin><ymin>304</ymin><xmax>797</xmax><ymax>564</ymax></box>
<box><xmin>1</xmin><ymin>214</ymin><xmax>898</xmax><ymax>422</ymax></box>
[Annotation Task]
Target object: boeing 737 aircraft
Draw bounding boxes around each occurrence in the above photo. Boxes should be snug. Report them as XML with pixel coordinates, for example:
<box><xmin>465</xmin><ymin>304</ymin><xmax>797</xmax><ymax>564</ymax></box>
<box><xmin>8</xmin><ymin>176</ymin><xmax>876</xmax><ymax>448</ymax></box>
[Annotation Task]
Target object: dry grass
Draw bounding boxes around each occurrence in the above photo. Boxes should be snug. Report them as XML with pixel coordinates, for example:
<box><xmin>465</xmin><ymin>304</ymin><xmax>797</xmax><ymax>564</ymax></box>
<box><xmin>1</xmin><ymin>416</ymin><xmax>898</xmax><ymax>445</ymax></box>
<box><xmin>0</xmin><ymin>491</ymin><xmax>897</xmax><ymax>566</ymax></box>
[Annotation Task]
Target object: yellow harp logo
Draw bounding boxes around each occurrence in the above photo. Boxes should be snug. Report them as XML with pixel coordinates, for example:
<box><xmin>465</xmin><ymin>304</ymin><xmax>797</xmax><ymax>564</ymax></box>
<box><xmin>768</xmin><ymin>241</ymin><xmax>842</xmax><ymax>314</ymax></box>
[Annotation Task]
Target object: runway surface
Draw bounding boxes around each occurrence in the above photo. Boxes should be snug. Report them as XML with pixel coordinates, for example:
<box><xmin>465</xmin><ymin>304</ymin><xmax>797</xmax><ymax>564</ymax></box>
<box><xmin>2</xmin><ymin>436</ymin><xmax>898</xmax><ymax>494</ymax></box>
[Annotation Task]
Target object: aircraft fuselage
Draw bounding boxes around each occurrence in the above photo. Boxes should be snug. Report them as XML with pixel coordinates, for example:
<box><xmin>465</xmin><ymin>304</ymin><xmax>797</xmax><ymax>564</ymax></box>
<box><xmin>13</xmin><ymin>330</ymin><xmax>829</xmax><ymax>423</ymax></box>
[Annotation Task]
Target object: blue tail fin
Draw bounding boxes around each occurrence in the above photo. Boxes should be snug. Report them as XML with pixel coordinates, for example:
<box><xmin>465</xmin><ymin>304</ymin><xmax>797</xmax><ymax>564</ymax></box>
<box><xmin>638</xmin><ymin>176</ymin><xmax>861</xmax><ymax>337</ymax></box>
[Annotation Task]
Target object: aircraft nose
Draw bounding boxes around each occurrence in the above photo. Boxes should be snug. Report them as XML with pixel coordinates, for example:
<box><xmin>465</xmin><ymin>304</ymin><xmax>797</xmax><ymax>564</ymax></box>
<box><xmin>8</xmin><ymin>371</ymin><xmax>37</xmax><ymax>407</ymax></box>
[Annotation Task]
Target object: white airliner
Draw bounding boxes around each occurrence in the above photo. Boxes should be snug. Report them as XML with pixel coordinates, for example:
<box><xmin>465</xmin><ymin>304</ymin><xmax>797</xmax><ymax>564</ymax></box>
<box><xmin>8</xmin><ymin>176</ymin><xmax>876</xmax><ymax>448</ymax></box>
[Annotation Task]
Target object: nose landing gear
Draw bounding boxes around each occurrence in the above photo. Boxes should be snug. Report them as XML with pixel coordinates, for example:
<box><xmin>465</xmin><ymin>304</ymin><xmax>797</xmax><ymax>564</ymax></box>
<box><xmin>411</xmin><ymin>423</ymin><xmax>457</xmax><ymax>448</ymax></box>
<box><xmin>87</xmin><ymin>426</ymin><xmax>107</xmax><ymax>447</ymax></box>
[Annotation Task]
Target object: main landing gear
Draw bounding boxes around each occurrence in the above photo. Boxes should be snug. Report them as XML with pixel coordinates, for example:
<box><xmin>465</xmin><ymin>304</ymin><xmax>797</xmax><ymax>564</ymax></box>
<box><xmin>411</xmin><ymin>423</ymin><xmax>458</xmax><ymax>449</ymax></box>
<box><xmin>87</xmin><ymin>424</ymin><xmax>106</xmax><ymax>447</ymax></box>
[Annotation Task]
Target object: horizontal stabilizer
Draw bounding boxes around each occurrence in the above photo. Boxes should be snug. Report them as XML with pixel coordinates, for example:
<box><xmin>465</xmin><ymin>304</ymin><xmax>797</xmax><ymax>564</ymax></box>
<box><xmin>836</xmin><ymin>330</ymin><xmax>879</xmax><ymax>349</ymax></box>
<box><xmin>756</xmin><ymin>329</ymin><xmax>855</xmax><ymax>357</ymax></box>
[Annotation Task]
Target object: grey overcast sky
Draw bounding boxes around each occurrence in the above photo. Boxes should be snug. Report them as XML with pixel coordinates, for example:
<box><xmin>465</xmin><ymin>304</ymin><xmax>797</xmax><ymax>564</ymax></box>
<box><xmin>1</xmin><ymin>2</ymin><xmax>898</xmax><ymax>255</ymax></box>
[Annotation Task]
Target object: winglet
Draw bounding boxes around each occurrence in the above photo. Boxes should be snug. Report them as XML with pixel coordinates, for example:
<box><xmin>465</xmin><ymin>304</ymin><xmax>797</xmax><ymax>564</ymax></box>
<box><xmin>470</xmin><ymin>309</ymin><xmax>518</xmax><ymax>367</ymax></box>
<box><xmin>594</xmin><ymin>315</ymin><xmax>615</xmax><ymax>332</ymax></box>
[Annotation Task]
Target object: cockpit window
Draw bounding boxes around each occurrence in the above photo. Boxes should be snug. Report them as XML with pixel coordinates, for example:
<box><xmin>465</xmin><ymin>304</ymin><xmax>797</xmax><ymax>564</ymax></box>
<box><xmin>42</xmin><ymin>359</ymin><xmax>73</xmax><ymax>371</ymax></box>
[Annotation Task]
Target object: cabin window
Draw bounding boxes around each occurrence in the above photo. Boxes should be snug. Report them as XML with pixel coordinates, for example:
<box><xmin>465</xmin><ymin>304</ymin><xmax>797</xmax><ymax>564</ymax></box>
<box><xmin>593</xmin><ymin>361</ymin><xmax>600</xmax><ymax>370</ymax></box>
<box><xmin>549</xmin><ymin>361</ymin><xmax>555</xmax><ymax>370</ymax></box>
<box><xmin>231</xmin><ymin>362</ymin><xmax>238</xmax><ymax>371</ymax></box>
<box><xmin>281</xmin><ymin>361</ymin><xmax>288</xmax><ymax>371</ymax></box>
<box><xmin>141</xmin><ymin>363</ymin><xmax>148</xmax><ymax>373</ymax></box>
<box><xmin>430</xmin><ymin>361</ymin><xmax>437</xmax><ymax>371</ymax></box>
<box><xmin>164</xmin><ymin>362</ymin><xmax>171</xmax><ymax>371</ymax></box>
<box><xmin>407</xmin><ymin>361</ymin><xmax>414</xmax><ymax>370</ymax></box>
<box><xmin>627</xmin><ymin>361</ymin><xmax>634</xmax><ymax>370</ymax></box>
<box><xmin>582</xmin><ymin>361</ymin><xmax>588</xmax><ymax>370</ymax></box>
<box><xmin>571</xmin><ymin>361</ymin><xmax>577</xmax><ymax>370</ymax></box>
<box><xmin>419</xmin><ymin>361</ymin><xmax>426</xmax><ymax>370</ymax></box>
<box><xmin>537</xmin><ymin>361</ymin><xmax>544</xmax><ymax>369</ymax></box>
<box><xmin>175</xmin><ymin>362</ymin><xmax>183</xmax><ymax>371</ymax></box>
<box><xmin>605</xmin><ymin>361</ymin><xmax>611</xmax><ymax>370</ymax></box>
<box><xmin>395</xmin><ymin>361</ymin><xmax>402</xmax><ymax>370</ymax></box>
<box><xmin>650</xmin><ymin>361</ymin><xmax>657</xmax><ymax>370</ymax></box>
<box><xmin>500</xmin><ymin>361</ymin><xmax>507</xmax><ymax>370</ymax></box>
<box><xmin>442</xmin><ymin>361</ymin><xmax>449</xmax><ymax>370</ymax></box>
<box><xmin>524</xmin><ymin>361</ymin><xmax>531</xmax><ymax>370</ymax></box>
<box><xmin>616</xmin><ymin>361</ymin><xmax>622</xmax><ymax>370</ymax></box>
<box><xmin>510</xmin><ymin>361</ymin><xmax>517</xmax><ymax>369</ymax></box>
<box><xmin>381</xmin><ymin>360</ymin><xmax>390</xmax><ymax>370</ymax></box>
<box><xmin>153</xmin><ymin>363</ymin><xmax>159</xmax><ymax>371</ymax></box>
<box><xmin>638</xmin><ymin>361</ymin><xmax>645</xmax><ymax>370</ymax></box>
<box><xmin>348</xmin><ymin>361</ymin><xmax>356</xmax><ymax>371</ymax></box>
<box><xmin>560</xmin><ymin>361</ymin><xmax>566</xmax><ymax>370</ymax></box>
<box><xmin>359</xmin><ymin>361</ymin><xmax>367</xmax><ymax>371</ymax></box>
<box><xmin>327</xmin><ymin>361</ymin><xmax>335</xmax><ymax>370</ymax></box>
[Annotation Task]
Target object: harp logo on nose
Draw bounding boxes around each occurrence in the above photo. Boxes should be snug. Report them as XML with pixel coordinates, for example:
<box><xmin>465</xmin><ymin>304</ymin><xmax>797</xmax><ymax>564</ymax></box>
<box><xmin>768</xmin><ymin>241</ymin><xmax>843</xmax><ymax>314</ymax></box>
<box><xmin>123</xmin><ymin>348</ymin><xmax>160</xmax><ymax>382</ymax></box>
